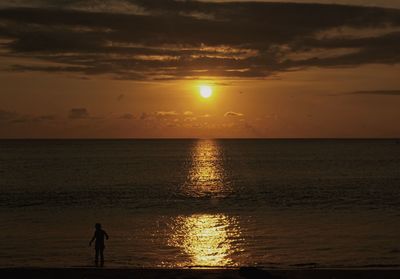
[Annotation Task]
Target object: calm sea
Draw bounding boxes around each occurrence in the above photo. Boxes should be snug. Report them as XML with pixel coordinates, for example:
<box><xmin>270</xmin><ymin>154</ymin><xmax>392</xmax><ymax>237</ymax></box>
<box><xmin>0</xmin><ymin>139</ymin><xmax>400</xmax><ymax>268</ymax></box>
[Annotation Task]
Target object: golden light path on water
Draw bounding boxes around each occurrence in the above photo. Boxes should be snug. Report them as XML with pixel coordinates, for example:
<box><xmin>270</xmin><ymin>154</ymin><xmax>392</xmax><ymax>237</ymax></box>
<box><xmin>169</xmin><ymin>214</ymin><xmax>242</xmax><ymax>267</ymax></box>
<box><xmin>183</xmin><ymin>140</ymin><xmax>231</xmax><ymax>198</ymax></box>
<box><xmin>169</xmin><ymin>140</ymin><xmax>243</xmax><ymax>267</ymax></box>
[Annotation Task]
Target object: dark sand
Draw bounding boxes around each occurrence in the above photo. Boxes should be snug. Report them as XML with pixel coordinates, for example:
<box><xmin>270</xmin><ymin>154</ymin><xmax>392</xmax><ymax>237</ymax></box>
<box><xmin>1</xmin><ymin>268</ymin><xmax>400</xmax><ymax>279</ymax></box>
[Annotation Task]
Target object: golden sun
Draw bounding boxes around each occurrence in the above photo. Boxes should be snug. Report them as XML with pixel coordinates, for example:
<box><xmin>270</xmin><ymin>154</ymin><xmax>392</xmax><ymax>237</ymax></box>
<box><xmin>199</xmin><ymin>85</ymin><xmax>213</xmax><ymax>98</ymax></box>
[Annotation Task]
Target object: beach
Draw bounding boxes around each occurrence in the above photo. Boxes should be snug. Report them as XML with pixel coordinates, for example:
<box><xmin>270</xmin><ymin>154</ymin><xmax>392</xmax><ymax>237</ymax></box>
<box><xmin>1</xmin><ymin>268</ymin><xmax>400</xmax><ymax>279</ymax></box>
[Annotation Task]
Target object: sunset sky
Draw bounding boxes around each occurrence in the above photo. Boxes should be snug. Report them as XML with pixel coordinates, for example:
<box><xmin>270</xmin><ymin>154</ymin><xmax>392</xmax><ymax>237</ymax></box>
<box><xmin>0</xmin><ymin>0</ymin><xmax>399</xmax><ymax>138</ymax></box>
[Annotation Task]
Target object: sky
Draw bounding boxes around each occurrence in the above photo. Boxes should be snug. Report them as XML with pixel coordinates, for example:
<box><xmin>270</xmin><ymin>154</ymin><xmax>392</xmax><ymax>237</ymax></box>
<box><xmin>0</xmin><ymin>0</ymin><xmax>400</xmax><ymax>138</ymax></box>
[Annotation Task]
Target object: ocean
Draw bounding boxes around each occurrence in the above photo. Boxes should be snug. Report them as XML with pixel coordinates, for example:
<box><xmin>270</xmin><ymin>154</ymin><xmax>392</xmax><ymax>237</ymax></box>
<box><xmin>0</xmin><ymin>139</ymin><xmax>399</xmax><ymax>268</ymax></box>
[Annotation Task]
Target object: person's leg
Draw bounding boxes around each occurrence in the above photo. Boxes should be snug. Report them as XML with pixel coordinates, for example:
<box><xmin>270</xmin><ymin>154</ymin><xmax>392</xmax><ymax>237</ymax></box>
<box><xmin>100</xmin><ymin>247</ymin><xmax>104</xmax><ymax>266</ymax></box>
<box><xmin>95</xmin><ymin>247</ymin><xmax>99</xmax><ymax>266</ymax></box>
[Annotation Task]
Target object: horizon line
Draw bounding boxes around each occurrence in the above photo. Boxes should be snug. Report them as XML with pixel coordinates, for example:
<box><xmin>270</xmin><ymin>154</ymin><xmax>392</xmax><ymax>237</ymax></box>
<box><xmin>1</xmin><ymin>137</ymin><xmax>399</xmax><ymax>140</ymax></box>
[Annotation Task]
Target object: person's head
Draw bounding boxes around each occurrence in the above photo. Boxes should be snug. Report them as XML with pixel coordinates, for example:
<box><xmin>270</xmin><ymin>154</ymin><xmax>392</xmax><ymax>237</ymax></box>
<box><xmin>95</xmin><ymin>223</ymin><xmax>102</xmax><ymax>230</ymax></box>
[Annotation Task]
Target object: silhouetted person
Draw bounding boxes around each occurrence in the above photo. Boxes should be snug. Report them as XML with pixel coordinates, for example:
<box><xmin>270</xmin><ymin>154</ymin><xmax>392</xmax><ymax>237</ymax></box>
<box><xmin>89</xmin><ymin>223</ymin><xmax>109</xmax><ymax>266</ymax></box>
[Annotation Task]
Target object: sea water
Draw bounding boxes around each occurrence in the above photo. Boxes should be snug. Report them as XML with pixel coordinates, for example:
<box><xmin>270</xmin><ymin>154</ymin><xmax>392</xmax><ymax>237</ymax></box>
<box><xmin>0</xmin><ymin>139</ymin><xmax>399</xmax><ymax>268</ymax></box>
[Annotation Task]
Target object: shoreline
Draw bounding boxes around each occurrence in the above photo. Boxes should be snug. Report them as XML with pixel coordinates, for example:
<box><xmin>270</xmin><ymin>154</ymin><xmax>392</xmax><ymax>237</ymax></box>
<box><xmin>1</xmin><ymin>268</ymin><xmax>400</xmax><ymax>279</ymax></box>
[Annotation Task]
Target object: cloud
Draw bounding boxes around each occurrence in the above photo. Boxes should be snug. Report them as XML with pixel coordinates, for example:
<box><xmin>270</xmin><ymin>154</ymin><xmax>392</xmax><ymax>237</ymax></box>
<box><xmin>68</xmin><ymin>108</ymin><xmax>89</xmax><ymax>119</ymax></box>
<box><xmin>33</xmin><ymin>115</ymin><xmax>56</xmax><ymax>122</ymax></box>
<box><xmin>138</xmin><ymin>111</ymin><xmax>178</xmax><ymax>122</ymax></box>
<box><xmin>212</xmin><ymin>82</ymin><xmax>232</xmax><ymax>86</ymax></box>
<box><xmin>0</xmin><ymin>109</ymin><xmax>56</xmax><ymax>123</ymax></box>
<box><xmin>140</xmin><ymin>112</ymin><xmax>150</xmax><ymax>120</ymax></box>
<box><xmin>183</xmin><ymin>111</ymin><xmax>193</xmax><ymax>116</ymax></box>
<box><xmin>224</xmin><ymin>111</ymin><xmax>244</xmax><ymax>117</ymax></box>
<box><xmin>347</xmin><ymin>90</ymin><xmax>400</xmax><ymax>96</ymax></box>
<box><xmin>119</xmin><ymin>112</ymin><xmax>135</xmax><ymax>119</ymax></box>
<box><xmin>10</xmin><ymin>116</ymin><xmax>30</xmax><ymax>123</ymax></box>
<box><xmin>156</xmin><ymin>111</ymin><xmax>178</xmax><ymax>117</ymax></box>
<box><xmin>329</xmin><ymin>89</ymin><xmax>400</xmax><ymax>96</ymax></box>
<box><xmin>0</xmin><ymin>2</ymin><xmax>400</xmax><ymax>80</ymax></box>
<box><xmin>0</xmin><ymin>109</ymin><xmax>18</xmax><ymax>121</ymax></box>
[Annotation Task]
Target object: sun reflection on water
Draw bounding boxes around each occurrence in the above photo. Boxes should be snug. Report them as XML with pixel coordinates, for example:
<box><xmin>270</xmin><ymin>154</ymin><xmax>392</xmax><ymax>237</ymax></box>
<box><xmin>183</xmin><ymin>139</ymin><xmax>231</xmax><ymax>197</ymax></box>
<box><xmin>168</xmin><ymin>214</ymin><xmax>243</xmax><ymax>267</ymax></box>
<box><xmin>168</xmin><ymin>140</ymin><xmax>243</xmax><ymax>267</ymax></box>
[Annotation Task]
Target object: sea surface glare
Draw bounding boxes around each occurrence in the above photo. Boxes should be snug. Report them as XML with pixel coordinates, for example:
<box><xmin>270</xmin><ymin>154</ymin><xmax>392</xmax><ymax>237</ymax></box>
<box><xmin>0</xmin><ymin>139</ymin><xmax>399</xmax><ymax>268</ymax></box>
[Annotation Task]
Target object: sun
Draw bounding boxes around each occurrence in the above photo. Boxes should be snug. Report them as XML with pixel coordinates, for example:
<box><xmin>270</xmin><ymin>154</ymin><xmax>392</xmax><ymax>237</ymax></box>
<box><xmin>199</xmin><ymin>85</ymin><xmax>213</xmax><ymax>98</ymax></box>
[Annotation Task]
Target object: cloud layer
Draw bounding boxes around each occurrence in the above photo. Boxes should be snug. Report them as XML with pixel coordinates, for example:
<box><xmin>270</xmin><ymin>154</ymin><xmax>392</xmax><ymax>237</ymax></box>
<box><xmin>224</xmin><ymin>111</ymin><xmax>244</xmax><ymax>117</ymax></box>
<box><xmin>0</xmin><ymin>109</ymin><xmax>55</xmax><ymax>123</ymax></box>
<box><xmin>347</xmin><ymin>90</ymin><xmax>400</xmax><ymax>96</ymax></box>
<box><xmin>68</xmin><ymin>108</ymin><xmax>90</xmax><ymax>119</ymax></box>
<box><xmin>0</xmin><ymin>0</ymin><xmax>400</xmax><ymax>80</ymax></box>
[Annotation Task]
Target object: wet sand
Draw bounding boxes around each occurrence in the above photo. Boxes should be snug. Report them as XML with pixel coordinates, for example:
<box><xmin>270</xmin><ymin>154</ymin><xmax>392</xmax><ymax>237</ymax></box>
<box><xmin>1</xmin><ymin>268</ymin><xmax>400</xmax><ymax>279</ymax></box>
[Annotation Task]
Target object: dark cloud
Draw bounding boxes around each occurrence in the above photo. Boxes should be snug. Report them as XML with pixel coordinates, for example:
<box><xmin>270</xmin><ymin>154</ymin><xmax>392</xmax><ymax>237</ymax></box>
<box><xmin>347</xmin><ymin>90</ymin><xmax>400</xmax><ymax>96</ymax></box>
<box><xmin>0</xmin><ymin>1</ymin><xmax>400</xmax><ymax>79</ymax></box>
<box><xmin>0</xmin><ymin>109</ymin><xmax>56</xmax><ymax>123</ymax></box>
<box><xmin>0</xmin><ymin>109</ymin><xmax>18</xmax><ymax>121</ymax></box>
<box><xmin>10</xmin><ymin>116</ymin><xmax>30</xmax><ymax>123</ymax></box>
<box><xmin>212</xmin><ymin>82</ymin><xmax>233</xmax><ymax>87</ymax></box>
<box><xmin>119</xmin><ymin>113</ymin><xmax>135</xmax><ymax>119</ymax></box>
<box><xmin>34</xmin><ymin>115</ymin><xmax>56</xmax><ymax>121</ymax></box>
<box><xmin>140</xmin><ymin>112</ymin><xmax>150</xmax><ymax>120</ymax></box>
<box><xmin>330</xmin><ymin>89</ymin><xmax>400</xmax><ymax>96</ymax></box>
<box><xmin>68</xmin><ymin>108</ymin><xmax>89</xmax><ymax>119</ymax></box>
<box><xmin>224</xmin><ymin>111</ymin><xmax>244</xmax><ymax>117</ymax></box>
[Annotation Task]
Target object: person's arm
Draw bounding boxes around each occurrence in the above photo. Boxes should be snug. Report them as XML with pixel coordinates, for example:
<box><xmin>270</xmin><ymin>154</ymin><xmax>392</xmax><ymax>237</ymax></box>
<box><xmin>104</xmin><ymin>230</ymin><xmax>109</xmax><ymax>240</ymax></box>
<box><xmin>89</xmin><ymin>233</ymin><xmax>96</xmax><ymax>246</ymax></box>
